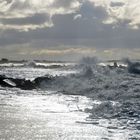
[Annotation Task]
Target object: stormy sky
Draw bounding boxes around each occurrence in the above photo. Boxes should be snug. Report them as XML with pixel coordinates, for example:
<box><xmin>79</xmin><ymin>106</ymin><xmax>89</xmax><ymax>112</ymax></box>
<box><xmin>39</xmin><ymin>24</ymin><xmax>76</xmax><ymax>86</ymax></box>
<box><xmin>0</xmin><ymin>0</ymin><xmax>140</xmax><ymax>61</ymax></box>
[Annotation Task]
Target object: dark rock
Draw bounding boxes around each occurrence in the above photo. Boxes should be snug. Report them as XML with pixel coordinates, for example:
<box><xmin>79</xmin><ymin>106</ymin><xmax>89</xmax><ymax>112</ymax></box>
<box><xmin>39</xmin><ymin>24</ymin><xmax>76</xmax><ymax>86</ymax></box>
<box><xmin>0</xmin><ymin>75</ymin><xmax>36</xmax><ymax>90</ymax></box>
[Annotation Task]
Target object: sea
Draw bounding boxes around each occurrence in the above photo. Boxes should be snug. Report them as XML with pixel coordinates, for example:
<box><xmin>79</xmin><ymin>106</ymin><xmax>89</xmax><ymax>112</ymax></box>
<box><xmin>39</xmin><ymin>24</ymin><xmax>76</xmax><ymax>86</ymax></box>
<box><xmin>0</xmin><ymin>59</ymin><xmax>140</xmax><ymax>140</ymax></box>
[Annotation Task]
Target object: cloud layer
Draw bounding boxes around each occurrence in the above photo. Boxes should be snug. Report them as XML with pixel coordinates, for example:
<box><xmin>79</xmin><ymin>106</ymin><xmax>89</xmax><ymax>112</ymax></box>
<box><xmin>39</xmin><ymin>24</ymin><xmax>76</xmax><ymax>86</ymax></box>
<box><xmin>0</xmin><ymin>0</ymin><xmax>140</xmax><ymax>60</ymax></box>
<box><xmin>89</xmin><ymin>0</ymin><xmax>140</xmax><ymax>29</ymax></box>
<box><xmin>0</xmin><ymin>0</ymin><xmax>81</xmax><ymax>31</ymax></box>
<box><xmin>1</xmin><ymin>0</ymin><xmax>140</xmax><ymax>30</ymax></box>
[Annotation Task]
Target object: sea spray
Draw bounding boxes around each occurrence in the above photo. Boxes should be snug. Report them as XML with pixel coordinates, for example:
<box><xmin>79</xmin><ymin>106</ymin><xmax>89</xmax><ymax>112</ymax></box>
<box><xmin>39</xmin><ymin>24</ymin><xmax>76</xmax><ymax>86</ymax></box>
<box><xmin>123</xmin><ymin>57</ymin><xmax>140</xmax><ymax>74</ymax></box>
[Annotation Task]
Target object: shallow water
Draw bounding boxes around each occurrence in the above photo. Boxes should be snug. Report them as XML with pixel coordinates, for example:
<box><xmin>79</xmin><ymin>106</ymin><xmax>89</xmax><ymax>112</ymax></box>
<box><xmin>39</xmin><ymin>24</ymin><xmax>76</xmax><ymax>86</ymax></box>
<box><xmin>0</xmin><ymin>89</ymin><xmax>139</xmax><ymax>140</ymax></box>
<box><xmin>0</xmin><ymin>90</ymin><xmax>89</xmax><ymax>139</ymax></box>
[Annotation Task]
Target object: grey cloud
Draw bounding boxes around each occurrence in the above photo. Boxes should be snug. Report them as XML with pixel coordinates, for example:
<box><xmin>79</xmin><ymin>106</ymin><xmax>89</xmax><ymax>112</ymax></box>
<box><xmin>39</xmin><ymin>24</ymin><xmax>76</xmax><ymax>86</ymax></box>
<box><xmin>110</xmin><ymin>2</ymin><xmax>125</xmax><ymax>7</ymax></box>
<box><xmin>0</xmin><ymin>36</ymin><xmax>29</xmax><ymax>46</ymax></box>
<box><xmin>80</xmin><ymin>1</ymin><xmax>107</xmax><ymax>19</ymax></box>
<box><xmin>0</xmin><ymin>13</ymin><xmax>50</xmax><ymax>25</ymax></box>
<box><xmin>0</xmin><ymin>0</ymin><xmax>81</xmax><ymax>31</ymax></box>
<box><xmin>0</xmin><ymin>0</ymin><xmax>140</xmax><ymax>57</ymax></box>
<box><xmin>90</xmin><ymin>0</ymin><xmax>140</xmax><ymax>29</ymax></box>
<box><xmin>52</xmin><ymin>0</ymin><xmax>77</xmax><ymax>8</ymax></box>
<box><xmin>9</xmin><ymin>0</ymin><xmax>30</xmax><ymax>10</ymax></box>
<box><xmin>0</xmin><ymin>0</ymin><xmax>139</xmax><ymax>48</ymax></box>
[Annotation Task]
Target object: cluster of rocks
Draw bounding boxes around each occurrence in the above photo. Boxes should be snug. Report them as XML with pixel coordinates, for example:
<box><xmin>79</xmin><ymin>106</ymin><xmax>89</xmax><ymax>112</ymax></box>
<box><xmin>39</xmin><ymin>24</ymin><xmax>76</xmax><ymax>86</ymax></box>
<box><xmin>0</xmin><ymin>75</ymin><xmax>53</xmax><ymax>90</ymax></box>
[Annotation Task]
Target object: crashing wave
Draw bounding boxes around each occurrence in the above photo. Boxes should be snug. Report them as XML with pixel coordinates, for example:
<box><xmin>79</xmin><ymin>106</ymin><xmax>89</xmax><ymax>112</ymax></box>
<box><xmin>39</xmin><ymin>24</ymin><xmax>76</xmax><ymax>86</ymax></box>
<box><xmin>24</xmin><ymin>61</ymin><xmax>70</xmax><ymax>69</ymax></box>
<box><xmin>24</xmin><ymin>61</ymin><xmax>36</xmax><ymax>67</ymax></box>
<box><xmin>0</xmin><ymin>58</ymin><xmax>140</xmax><ymax>101</ymax></box>
<box><xmin>123</xmin><ymin>58</ymin><xmax>140</xmax><ymax>74</ymax></box>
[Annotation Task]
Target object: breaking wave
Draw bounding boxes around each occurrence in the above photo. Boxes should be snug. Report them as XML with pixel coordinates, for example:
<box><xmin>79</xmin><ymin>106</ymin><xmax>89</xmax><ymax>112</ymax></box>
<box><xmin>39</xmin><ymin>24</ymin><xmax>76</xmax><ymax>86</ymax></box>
<box><xmin>36</xmin><ymin>58</ymin><xmax>140</xmax><ymax>99</ymax></box>
<box><xmin>123</xmin><ymin>58</ymin><xmax>140</xmax><ymax>74</ymax></box>
<box><xmin>34</xmin><ymin>57</ymin><xmax>140</xmax><ymax>121</ymax></box>
<box><xmin>0</xmin><ymin>61</ymin><xmax>73</xmax><ymax>69</ymax></box>
<box><xmin>24</xmin><ymin>61</ymin><xmax>65</xmax><ymax>69</ymax></box>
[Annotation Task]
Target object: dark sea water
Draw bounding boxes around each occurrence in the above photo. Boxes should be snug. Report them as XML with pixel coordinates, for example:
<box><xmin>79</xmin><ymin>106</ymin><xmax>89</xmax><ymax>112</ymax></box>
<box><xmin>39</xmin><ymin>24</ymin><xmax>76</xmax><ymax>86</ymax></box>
<box><xmin>0</xmin><ymin>61</ymin><xmax>140</xmax><ymax>140</ymax></box>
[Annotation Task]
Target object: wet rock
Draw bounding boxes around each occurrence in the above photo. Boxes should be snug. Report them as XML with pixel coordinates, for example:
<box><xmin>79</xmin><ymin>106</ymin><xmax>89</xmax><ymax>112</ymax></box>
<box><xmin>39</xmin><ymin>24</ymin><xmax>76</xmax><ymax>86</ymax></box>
<box><xmin>0</xmin><ymin>75</ymin><xmax>36</xmax><ymax>90</ymax></box>
<box><xmin>0</xmin><ymin>75</ymin><xmax>14</xmax><ymax>88</ymax></box>
<box><xmin>16</xmin><ymin>79</ymin><xmax>36</xmax><ymax>90</ymax></box>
